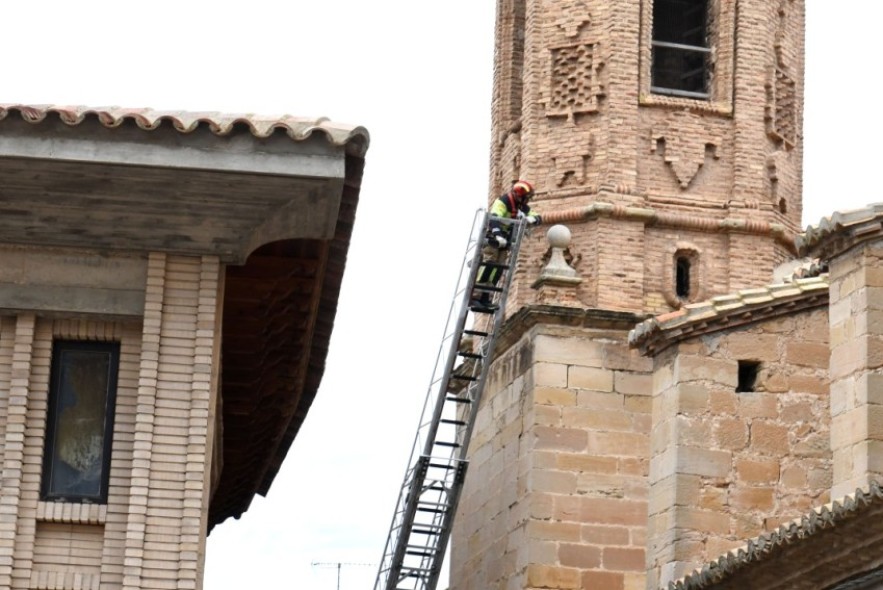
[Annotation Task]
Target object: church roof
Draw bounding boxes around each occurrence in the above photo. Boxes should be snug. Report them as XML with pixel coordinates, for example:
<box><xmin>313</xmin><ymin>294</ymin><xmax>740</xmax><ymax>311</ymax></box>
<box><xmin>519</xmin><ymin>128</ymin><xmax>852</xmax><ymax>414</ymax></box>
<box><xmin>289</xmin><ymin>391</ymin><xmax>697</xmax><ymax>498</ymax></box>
<box><xmin>797</xmin><ymin>203</ymin><xmax>883</xmax><ymax>260</ymax></box>
<box><xmin>0</xmin><ymin>104</ymin><xmax>369</xmax><ymax>155</ymax></box>
<box><xmin>628</xmin><ymin>275</ymin><xmax>829</xmax><ymax>355</ymax></box>
<box><xmin>668</xmin><ymin>481</ymin><xmax>883</xmax><ymax>590</ymax></box>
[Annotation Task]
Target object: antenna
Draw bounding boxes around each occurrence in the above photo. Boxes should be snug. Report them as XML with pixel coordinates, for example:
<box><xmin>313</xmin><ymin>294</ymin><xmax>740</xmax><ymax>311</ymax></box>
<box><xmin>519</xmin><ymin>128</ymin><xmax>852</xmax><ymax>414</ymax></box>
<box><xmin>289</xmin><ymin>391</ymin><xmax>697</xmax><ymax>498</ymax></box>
<box><xmin>311</xmin><ymin>561</ymin><xmax>376</xmax><ymax>590</ymax></box>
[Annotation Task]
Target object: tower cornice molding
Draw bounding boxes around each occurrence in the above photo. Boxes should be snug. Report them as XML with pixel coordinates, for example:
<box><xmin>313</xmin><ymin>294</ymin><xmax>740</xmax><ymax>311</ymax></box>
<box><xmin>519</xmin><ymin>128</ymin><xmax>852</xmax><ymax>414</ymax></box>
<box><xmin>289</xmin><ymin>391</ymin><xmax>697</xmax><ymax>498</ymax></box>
<box><xmin>539</xmin><ymin>201</ymin><xmax>797</xmax><ymax>253</ymax></box>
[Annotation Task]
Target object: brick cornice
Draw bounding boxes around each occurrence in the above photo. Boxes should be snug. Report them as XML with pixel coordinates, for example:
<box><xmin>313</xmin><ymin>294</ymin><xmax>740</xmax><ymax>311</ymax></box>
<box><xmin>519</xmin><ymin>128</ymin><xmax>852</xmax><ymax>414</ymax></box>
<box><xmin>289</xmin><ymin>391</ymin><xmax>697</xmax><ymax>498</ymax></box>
<box><xmin>495</xmin><ymin>304</ymin><xmax>646</xmax><ymax>358</ymax></box>
<box><xmin>537</xmin><ymin>201</ymin><xmax>797</xmax><ymax>253</ymax></box>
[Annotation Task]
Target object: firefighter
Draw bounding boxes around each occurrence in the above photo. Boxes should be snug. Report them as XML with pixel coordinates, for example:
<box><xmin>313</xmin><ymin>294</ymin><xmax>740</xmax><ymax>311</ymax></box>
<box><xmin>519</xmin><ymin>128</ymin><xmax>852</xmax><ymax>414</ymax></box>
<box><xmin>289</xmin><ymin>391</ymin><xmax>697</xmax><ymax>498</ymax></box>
<box><xmin>485</xmin><ymin>180</ymin><xmax>542</xmax><ymax>249</ymax></box>
<box><xmin>470</xmin><ymin>180</ymin><xmax>542</xmax><ymax>311</ymax></box>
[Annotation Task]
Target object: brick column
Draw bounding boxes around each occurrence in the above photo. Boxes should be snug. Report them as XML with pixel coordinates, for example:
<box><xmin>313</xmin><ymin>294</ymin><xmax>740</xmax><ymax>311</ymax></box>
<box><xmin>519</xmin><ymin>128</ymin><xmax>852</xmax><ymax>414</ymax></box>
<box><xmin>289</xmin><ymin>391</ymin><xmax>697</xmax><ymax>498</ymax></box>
<box><xmin>0</xmin><ymin>315</ymin><xmax>35</xmax><ymax>588</ymax></box>
<box><xmin>122</xmin><ymin>254</ymin><xmax>223</xmax><ymax>590</ymax></box>
<box><xmin>827</xmin><ymin>241</ymin><xmax>883</xmax><ymax>498</ymax></box>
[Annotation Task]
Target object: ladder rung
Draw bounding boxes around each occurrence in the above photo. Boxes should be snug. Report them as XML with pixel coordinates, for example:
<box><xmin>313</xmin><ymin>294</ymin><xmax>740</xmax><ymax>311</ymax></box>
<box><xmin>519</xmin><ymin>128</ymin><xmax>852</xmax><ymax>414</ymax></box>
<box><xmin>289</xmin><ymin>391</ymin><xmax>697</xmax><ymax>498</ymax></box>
<box><xmin>413</xmin><ymin>528</ymin><xmax>442</xmax><ymax>535</ymax></box>
<box><xmin>458</xmin><ymin>351</ymin><xmax>483</xmax><ymax>360</ymax></box>
<box><xmin>463</xmin><ymin>329</ymin><xmax>489</xmax><ymax>337</ymax></box>
<box><xmin>469</xmin><ymin>305</ymin><xmax>497</xmax><ymax>314</ymax></box>
<box><xmin>445</xmin><ymin>396</ymin><xmax>472</xmax><ymax>404</ymax></box>
<box><xmin>473</xmin><ymin>283</ymin><xmax>504</xmax><ymax>292</ymax></box>
<box><xmin>428</xmin><ymin>462</ymin><xmax>457</xmax><ymax>470</ymax></box>
<box><xmin>417</xmin><ymin>506</ymin><xmax>448</xmax><ymax>514</ymax></box>
<box><xmin>406</xmin><ymin>550</ymin><xmax>437</xmax><ymax>557</ymax></box>
<box><xmin>451</xmin><ymin>374</ymin><xmax>477</xmax><ymax>382</ymax></box>
<box><xmin>441</xmin><ymin>418</ymin><xmax>466</xmax><ymax>426</ymax></box>
<box><xmin>435</xmin><ymin>441</ymin><xmax>460</xmax><ymax>448</ymax></box>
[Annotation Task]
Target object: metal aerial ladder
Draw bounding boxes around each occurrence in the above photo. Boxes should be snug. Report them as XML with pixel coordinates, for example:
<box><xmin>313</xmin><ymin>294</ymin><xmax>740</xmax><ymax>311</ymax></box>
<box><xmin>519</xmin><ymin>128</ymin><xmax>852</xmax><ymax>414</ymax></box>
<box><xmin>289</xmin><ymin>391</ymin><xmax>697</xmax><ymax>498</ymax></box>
<box><xmin>374</xmin><ymin>210</ymin><xmax>527</xmax><ymax>590</ymax></box>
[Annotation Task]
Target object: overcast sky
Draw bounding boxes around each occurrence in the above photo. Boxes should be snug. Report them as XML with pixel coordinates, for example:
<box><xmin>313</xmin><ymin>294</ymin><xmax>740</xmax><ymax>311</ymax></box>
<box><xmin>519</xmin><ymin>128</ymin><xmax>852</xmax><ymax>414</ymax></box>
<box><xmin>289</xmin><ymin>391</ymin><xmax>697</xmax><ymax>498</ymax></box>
<box><xmin>2</xmin><ymin>2</ymin><xmax>878</xmax><ymax>589</ymax></box>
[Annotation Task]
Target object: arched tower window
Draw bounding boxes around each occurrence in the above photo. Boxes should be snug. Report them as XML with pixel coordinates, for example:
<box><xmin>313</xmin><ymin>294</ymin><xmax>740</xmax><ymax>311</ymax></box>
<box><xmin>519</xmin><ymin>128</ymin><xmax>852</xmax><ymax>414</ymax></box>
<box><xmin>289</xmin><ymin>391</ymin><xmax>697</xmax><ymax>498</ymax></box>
<box><xmin>675</xmin><ymin>255</ymin><xmax>692</xmax><ymax>299</ymax></box>
<box><xmin>664</xmin><ymin>246</ymin><xmax>703</xmax><ymax>309</ymax></box>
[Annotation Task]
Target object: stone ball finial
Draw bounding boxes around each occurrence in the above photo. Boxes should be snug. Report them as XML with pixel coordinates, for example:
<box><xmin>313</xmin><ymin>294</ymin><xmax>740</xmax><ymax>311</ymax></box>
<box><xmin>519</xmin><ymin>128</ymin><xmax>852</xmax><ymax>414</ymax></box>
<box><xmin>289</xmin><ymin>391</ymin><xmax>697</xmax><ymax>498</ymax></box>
<box><xmin>547</xmin><ymin>224</ymin><xmax>572</xmax><ymax>249</ymax></box>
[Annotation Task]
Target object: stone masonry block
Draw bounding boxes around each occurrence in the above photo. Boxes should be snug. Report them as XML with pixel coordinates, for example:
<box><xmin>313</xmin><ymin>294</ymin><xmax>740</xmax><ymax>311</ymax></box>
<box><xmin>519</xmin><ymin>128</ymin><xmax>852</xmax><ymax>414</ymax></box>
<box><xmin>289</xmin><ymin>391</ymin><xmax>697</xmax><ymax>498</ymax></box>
<box><xmin>582</xmin><ymin>570</ymin><xmax>625</xmax><ymax>590</ymax></box>
<box><xmin>785</xmin><ymin>341</ymin><xmax>830</xmax><ymax>368</ymax></box>
<box><xmin>528</xmin><ymin>520</ymin><xmax>581</xmax><ymax>542</ymax></box>
<box><xmin>559</xmin><ymin>543</ymin><xmax>602</xmax><ymax>569</ymax></box>
<box><xmin>750</xmin><ymin>422</ymin><xmax>790</xmax><ymax>455</ymax></box>
<box><xmin>725</xmin><ymin>332</ymin><xmax>779</xmax><ymax>362</ymax></box>
<box><xmin>569</xmin><ymin>366</ymin><xmax>614</xmax><ymax>391</ymax></box>
<box><xmin>649</xmin><ymin>474</ymin><xmax>700</xmax><ymax>516</ymax></box>
<box><xmin>675</xmin><ymin>507</ymin><xmax>730</xmax><ymax>535</ymax></box>
<box><xmin>535</xmin><ymin>362</ymin><xmax>569</xmax><ymax>387</ymax></box>
<box><xmin>857</xmin><ymin>373</ymin><xmax>883</xmax><ymax>406</ymax></box>
<box><xmin>714</xmin><ymin>418</ymin><xmax>749</xmax><ymax>451</ymax></box>
<box><xmin>533</xmin><ymin>426</ymin><xmax>588</xmax><ymax>452</ymax></box>
<box><xmin>615</xmin><ymin>371</ymin><xmax>652</xmax><ymax>395</ymax></box>
<box><xmin>675</xmin><ymin>355</ymin><xmax>738</xmax><ymax>388</ymax></box>
<box><xmin>737</xmin><ymin>392</ymin><xmax>778</xmax><ymax>419</ymax></box>
<box><xmin>603</xmin><ymin>547</ymin><xmax>645</xmax><ymax>572</ymax></box>
<box><xmin>557</xmin><ymin>453</ymin><xmax>618</xmax><ymax>474</ymax></box>
<box><xmin>677</xmin><ymin>446</ymin><xmax>732</xmax><ymax>478</ymax></box>
<box><xmin>535</xmin><ymin>387</ymin><xmax>577</xmax><ymax>406</ymax></box>
<box><xmin>734</xmin><ymin>458</ymin><xmax>780</xmax><ymax>484</ymax></box>
<box><xmin>677</xmin><ymin>383</ymin><xmax>709</xmax><ymax>413</ymax></box>
<box><xmin>729</xmin><ymin>486</ymin><xmax>774</xmax><ymax>511</ymax></box>
<box><xmin>534</xmin><ymin>334</ymin><xmax>604</xmax><ymax>367</ymax></box>
<box><xmin>531</xmin><ymin>468</ymin><xmax>578</xmax><ymax>494</ymax></box>
<box><xmin>581</xmin><ymin>524</ymin><xmax>631</xmax><ymax>546</ymax></box>
<box><xmin>587</xmin><ymin>431</ymin><xmax>649</xmax><ymax>458</ymax></box>
<box><xmin>577</xmin><ymin>390</ymin><xmax>625</xmax><ymax>410</ymax></box>
<box><xmin>604</xmin><ymin>343</ymin><xmax>653</xmax><ymax>372</ymax></box>
<box><xmin>562</xmin><ymin>407</ymin><xmax>633</xmax><ymax>431</ymax></box>
<box><xmin>526</xmin><ymin>564</ymin><xmax>581</xmax><ymax>589</ymax></box>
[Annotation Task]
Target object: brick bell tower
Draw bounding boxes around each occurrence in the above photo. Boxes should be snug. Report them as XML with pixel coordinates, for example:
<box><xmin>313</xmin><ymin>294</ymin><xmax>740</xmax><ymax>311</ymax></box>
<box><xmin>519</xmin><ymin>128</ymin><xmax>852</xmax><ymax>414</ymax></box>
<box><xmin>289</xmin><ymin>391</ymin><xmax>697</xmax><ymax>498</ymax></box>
<box><xmin>451</xmin><ymin>1</ymin><xmax>805</xmax><ymax>588</ymax></box>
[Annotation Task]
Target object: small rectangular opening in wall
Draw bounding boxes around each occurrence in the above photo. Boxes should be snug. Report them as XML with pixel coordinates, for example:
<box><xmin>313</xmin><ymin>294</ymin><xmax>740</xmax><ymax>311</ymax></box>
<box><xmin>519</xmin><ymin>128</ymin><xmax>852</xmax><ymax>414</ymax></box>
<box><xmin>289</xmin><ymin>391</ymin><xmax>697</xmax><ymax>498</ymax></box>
<box><xmin>736</xmin><ymin>360</ymin><xmax>760</xmax><ymax>392</ymax></box>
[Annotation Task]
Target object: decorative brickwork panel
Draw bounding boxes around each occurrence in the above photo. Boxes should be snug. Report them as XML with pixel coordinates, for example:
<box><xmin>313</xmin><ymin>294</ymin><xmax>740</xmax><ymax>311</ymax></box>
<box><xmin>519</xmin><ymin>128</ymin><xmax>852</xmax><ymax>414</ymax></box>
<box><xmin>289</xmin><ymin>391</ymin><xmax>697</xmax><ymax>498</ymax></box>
<box><xmin>650</xmin><ymin>111</ymin><xmax>723</xmax><ymax>190</ymax></box>
<box><xmin>767</xmin><ymin>68</ymin><xmax>797</xmax><ymax>148</ymax></box>
<box><xmin>550</xmin><ymin>0</ymin><xmax>591</xmax><ymax>38</ymax></box>
<box><xmin>548</xmin><ymin>44</ymin><xmax>600</xmax><ymax>118</ymax></box>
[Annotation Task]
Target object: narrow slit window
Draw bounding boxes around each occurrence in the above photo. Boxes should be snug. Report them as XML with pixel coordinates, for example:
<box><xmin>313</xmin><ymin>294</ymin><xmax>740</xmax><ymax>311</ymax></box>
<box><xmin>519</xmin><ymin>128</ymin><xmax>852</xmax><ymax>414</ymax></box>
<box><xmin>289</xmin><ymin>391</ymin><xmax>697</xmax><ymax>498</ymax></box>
<box><xmin>42</xmin><ymin>341</ymin><xmax>120</xmax><ymax>503</ymax></box>
<box><xmin>676</xmin><ymin>256</ymin><xmax>691</xmax><ymax>299</ymax></box>
<box><xmin>652</xmin><ymin>0</ymin><xmax>711</xmax><ymax>99</ymax></box>
<box><xmin>736</xmin><ymin>361</ymin><xmax>760</xmax><ymax>393</ymax></box>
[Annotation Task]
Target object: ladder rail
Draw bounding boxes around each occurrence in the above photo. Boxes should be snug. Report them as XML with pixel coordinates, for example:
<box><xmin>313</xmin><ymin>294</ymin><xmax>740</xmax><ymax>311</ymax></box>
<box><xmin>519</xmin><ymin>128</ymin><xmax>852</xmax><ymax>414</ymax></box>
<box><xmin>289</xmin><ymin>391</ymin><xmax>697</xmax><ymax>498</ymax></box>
<box><xmin>375</xmin><ymin>210</ymin><xmax>526</xmax><ymax>590</ymax></box>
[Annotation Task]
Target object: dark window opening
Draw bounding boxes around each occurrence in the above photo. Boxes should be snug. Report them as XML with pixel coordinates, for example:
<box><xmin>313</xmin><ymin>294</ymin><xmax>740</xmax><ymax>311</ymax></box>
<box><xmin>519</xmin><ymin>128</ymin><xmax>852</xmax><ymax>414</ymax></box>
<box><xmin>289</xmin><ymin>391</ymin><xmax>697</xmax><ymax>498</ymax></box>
<box><xmin>652</xmin><ymin>0</ymin><xmax>711</xmax><ymax>99</ymax></box>
<box><xmin>676</xmin><ymin>256</ymin><xmax>691</xmax><ymax>299</ymax></box>
<box><xmin>736</xmin><ymin>361</ymin><xmax>760</xmax><ymax>393</ymax></box>
<box><xmin>42</xmin><ymin>340</ymin><xmax>120</xmax><ymax>503</ymax></box>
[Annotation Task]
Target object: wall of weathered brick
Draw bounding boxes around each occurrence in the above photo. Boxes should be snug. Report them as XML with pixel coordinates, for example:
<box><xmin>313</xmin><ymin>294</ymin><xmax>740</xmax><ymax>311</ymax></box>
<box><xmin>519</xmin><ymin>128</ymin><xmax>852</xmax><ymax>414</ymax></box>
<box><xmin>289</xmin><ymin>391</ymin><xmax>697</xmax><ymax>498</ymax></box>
<box><xmin>0</xmin><ymin>250</ymin><xmax>222</xmax><ymax>590</ymax></box>
<box><xmin>827</xmin><ymin>242</ymin><xmax>883</xmax><ymax>499</ymax></box>
<box><xmin>453</xmin><ymin>319</ymin><xmax>653</xmax><ymax>590</ymax></box>
<box><xmin>490</xmin><ymin>0</ymin><xmax>805</xmax><ymax>316</ymax></box>
<box><xmin>647</xmin><ymin>310</ymin><xmax>830</xmax><ymax>588</ymax></box>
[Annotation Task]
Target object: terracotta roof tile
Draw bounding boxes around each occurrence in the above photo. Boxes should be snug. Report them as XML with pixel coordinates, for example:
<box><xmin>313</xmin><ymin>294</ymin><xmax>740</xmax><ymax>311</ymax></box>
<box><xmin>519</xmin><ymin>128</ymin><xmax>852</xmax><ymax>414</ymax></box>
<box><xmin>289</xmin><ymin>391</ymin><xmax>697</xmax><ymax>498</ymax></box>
<box><xmin>668</xmin><ymin>481</ymin><xmax>883</xmax><ymax>590</ymax></box>
<box><xmin>797</xmin><ymin>203</ymin><xmax>883</xmax><ymax>258</ymax></box>
<box><xmin>628</xmin><ymin>275</ymin><xmax>830</xmax><ymax>355</ymax></box>
<box><xmin>0</xmin><ymin>103</ymin><xmax>369</xmax><ymax>155</ymax></box>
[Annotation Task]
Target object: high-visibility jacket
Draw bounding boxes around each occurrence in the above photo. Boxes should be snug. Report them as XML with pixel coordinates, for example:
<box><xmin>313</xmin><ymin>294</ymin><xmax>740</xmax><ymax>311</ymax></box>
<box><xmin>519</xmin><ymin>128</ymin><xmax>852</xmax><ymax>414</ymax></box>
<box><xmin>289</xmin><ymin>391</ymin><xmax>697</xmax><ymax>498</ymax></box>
<box><xmin>488</xmin><ymin>192</ymin><xmax>540</xmax><ymax>239</ymax></box>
